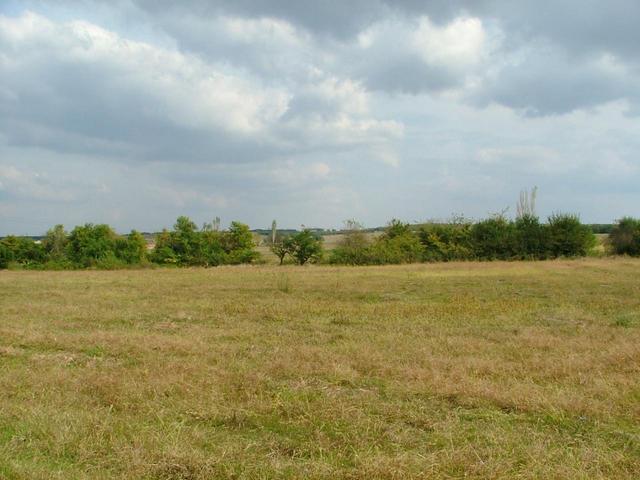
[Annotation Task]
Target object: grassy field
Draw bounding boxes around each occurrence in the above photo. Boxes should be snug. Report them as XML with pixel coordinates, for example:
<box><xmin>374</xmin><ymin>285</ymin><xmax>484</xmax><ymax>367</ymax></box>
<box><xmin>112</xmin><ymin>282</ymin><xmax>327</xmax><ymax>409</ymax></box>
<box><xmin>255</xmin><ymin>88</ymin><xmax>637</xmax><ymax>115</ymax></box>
<box><xmin>1</xmin><ymin>259</ymin><xmax>639</xmax><ymax>479</ymax></box>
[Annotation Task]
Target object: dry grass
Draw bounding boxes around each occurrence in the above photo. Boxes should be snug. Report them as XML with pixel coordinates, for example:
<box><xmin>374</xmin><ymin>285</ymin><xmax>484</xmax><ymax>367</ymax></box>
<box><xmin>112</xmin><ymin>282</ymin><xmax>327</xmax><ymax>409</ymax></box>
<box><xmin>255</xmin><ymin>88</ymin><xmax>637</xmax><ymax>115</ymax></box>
<box><xmin>1</xmin><ymin>258</ymin><xmax>639</xmax><ymax>479</ymax></box>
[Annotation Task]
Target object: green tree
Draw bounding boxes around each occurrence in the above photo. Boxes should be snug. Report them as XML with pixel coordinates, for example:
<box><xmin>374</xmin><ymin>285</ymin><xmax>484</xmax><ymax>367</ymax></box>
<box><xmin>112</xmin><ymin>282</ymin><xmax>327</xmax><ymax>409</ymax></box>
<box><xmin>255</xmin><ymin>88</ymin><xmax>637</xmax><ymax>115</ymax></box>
<box><xmin>224</xmin><ymin>221</ymin><xmax>258</xmax><ymax>264</ymax></box>
<box><xmin>514</xmin><ymin>215</ymin><xmax>548</xmax><ymax>259</ymax></box>
<box><xmin>151</xmin><ymin>229</ymin><xmax>178</xmax><ymax>265</ymax></box>
<box><xmin>419</xmin><ymin>219</ymin><xmax>473</xmax><ymax>262</ymax></box>
<box><xmin>115</xmin><ymin>230</ymin><xmax>147</xmax><ymax>264</ymax></box>
<box><xmin>42</xmin><ymin>224</ymin><xmax>68</xmax><ymax>260</ymax></box>
<box><xmin>329</xmin><ymin>220</ymin><xmax>372</xmax><ymax>265</ymax></box>
<box><xmin>609</xmin><ymin>217</ymin><xmax>640</xmax><ymax>256</ymax></box>
<box><xmin>0</xmin><ymin>242</ymin><xmax>13</xmax><ymax>269</ymax></box>
<box><xmin>66</xmin><ymin>224</ymin><xmax>118</xmax><ymax>267</ymax></box>
<box><xmin>547</xmin><ymin>213</ymin><xmax>595</xmax><ymax>258</ymax></box>
<box><xmin>289</xmin><ymin>230</ymin><xmax>323</xmax><ymax>265</ymax></box>
<box><xmin>471</xmin><ymin>216</ymin><xmax>517</xmax><ymax>260</ymax></box>
<box><xmin>270</xmin><ymin>236</ymin><xmax>294</xmax><ymax>265</ymax></box>
<box><xmin>0</xmin><ymin>236</ymin><xmax>46</xmax><ymax>266</ymax></box>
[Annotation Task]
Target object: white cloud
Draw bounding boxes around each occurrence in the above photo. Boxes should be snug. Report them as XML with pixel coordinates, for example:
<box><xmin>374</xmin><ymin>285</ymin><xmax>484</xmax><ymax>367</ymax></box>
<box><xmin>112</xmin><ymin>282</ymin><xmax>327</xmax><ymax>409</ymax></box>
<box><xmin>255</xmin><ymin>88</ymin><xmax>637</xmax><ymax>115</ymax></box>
<box><xmin>412</xmin><ymin>17</ymin><xmax>487</xmax><ymax>69</ymax></box>
<box><xmin>2</xmin><ymin>2</ymin><xmax>640</xmax><ymax>234</ymax></box>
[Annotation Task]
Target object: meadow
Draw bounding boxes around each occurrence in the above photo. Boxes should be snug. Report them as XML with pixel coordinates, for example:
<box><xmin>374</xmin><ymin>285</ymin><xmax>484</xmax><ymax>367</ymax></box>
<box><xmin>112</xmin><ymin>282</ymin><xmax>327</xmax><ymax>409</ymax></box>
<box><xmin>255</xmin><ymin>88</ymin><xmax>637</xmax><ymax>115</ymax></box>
<box><xmin>1</xmin><ymin>259</ymin><xmax>639</xmax><ymax>479</ymax></box>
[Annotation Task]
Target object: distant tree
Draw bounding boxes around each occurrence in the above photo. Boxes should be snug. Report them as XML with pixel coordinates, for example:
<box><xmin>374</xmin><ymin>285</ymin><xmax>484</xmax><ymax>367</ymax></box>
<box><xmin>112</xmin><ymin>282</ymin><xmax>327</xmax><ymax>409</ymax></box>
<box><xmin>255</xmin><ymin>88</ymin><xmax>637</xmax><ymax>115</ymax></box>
<box><xmin>514</xmin><ymin>214</ymin><xmax>548</xmax><ymax>259</ymax></box>
<box><xmin>471</xmin><ymin>215</ymin><xmax>517</xmax><ymax>260</ymax></box>
<box><xmin>288</xmin><ymin>229</ymin><xmax>323</xmax><ymax>265</ymax></box>
<box><xmin>271</xmin><ymin>219</ymin><xmax>277</xmax><ymax>244</ymax></box>
<box><xmin>329</xmin><ymin>219</ymin><xmax>372</xmax><ymax>265</ymax></box>
<box><xmin>516</xmin><ymin>186</ymin><xmax>538</xmax><ymax>219</ymax></box>
<box><xmin>0</xmin><ymin>242</ymin><xmax>13</xmax><ymax>268</ymax></box>
<box><xmin>419</xmin><ymin>219</ymin><xmax>473</xmax><ymax>262</ymax></box>
<box><xmin>224</xmin><ymin>221</ymin><xmax>254</xmax><ymax>252</ymax></box>
<box><xmin>151</xmin><ymin>229</ymin><xmax>178</xmax><ymax>264</ymax></box>
<box><xmin>224</xmin><ymin>221</ymin><xmax>258</xmax><ymax>264</ymax></box>
<box><xmin>270</xmin><ymin>236</ymin><xmax>293</xmax><ymax>265</ymax></box>
<box><xmin>42</xmin><ymin>224</ymin><xmax>68</xmax><ymax>260</ymax></box>
<box><xmin>115</xmin><ymin>230</ymin><xmax>147</xmax><ymax>264</ymax></box>
<box><xmin>383</xmin><ymin>218</ymin><xmax>412</xmax><ymax>239</ymax></box>
<box><xmin>547</xmin><ymin>213</ymin><xmax>596</xmax><ymax>257</ymax></box>
<box><xmin>609</xmin><ymin>217</ymin><xmax>640</xmax><ymax>256</ymax></box>
<box><xmin>171</xmin><ymin>216</ymin><xmax>202</xmax><ymax>265</ymax></box>
<box><xmin>66</xmin><ymin>224</ymin><xmax>118</xmax><ymax>267</ymax></box>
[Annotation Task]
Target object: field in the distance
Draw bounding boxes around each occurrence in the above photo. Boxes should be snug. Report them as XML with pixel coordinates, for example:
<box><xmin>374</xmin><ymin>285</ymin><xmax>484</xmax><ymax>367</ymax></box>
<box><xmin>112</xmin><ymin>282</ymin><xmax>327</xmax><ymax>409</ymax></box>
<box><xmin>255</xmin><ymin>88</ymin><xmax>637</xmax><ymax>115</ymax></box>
<box><xmin>1</xmin><ymin>259</ymin><xmax>639</xmax><ymax>479</ymax></box>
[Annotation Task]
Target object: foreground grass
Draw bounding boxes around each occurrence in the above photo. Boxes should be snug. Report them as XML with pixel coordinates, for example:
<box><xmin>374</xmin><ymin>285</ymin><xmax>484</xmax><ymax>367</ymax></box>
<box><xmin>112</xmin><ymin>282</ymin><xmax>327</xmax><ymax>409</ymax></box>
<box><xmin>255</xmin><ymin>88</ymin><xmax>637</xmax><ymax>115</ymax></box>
<box><xmin>1</xmin><ymin>259</ymin><xmax>639</xmax><ymax>479</ymax></box>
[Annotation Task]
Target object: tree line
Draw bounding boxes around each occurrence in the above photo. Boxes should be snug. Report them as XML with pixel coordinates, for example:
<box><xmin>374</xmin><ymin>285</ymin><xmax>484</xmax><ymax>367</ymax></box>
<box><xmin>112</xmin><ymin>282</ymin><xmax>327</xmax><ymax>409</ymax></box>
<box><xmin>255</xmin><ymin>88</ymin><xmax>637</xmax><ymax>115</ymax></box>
<box><xmin>1</xmin><ymin>214</ymin><xmax>640</xmax><ymax>270</ymax></box>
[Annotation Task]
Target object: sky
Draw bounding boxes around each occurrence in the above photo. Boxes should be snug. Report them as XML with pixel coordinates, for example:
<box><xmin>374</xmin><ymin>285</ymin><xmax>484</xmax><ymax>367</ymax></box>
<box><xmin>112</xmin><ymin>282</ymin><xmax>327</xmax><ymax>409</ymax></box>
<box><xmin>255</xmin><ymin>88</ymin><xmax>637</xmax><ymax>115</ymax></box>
<box><xmin>1</xmin><ymin>0</ymin><xmax>639</xmax><ymax>235</ymax></box>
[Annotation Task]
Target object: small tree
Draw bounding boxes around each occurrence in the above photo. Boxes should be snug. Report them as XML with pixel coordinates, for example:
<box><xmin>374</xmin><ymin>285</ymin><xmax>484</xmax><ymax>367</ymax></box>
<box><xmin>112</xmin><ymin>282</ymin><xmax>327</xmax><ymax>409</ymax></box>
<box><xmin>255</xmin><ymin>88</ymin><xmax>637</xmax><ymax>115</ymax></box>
<box><xmin>42</xmin><ymin>224</ymin><xmax>68</xmax><ymax>260</ymax></box>
<box><xmin>289</xmin><ymin>229</ymin><xmax>323</xmax><ymax>265</ymax></box>
<box><xmin>0</xmin><ymin>243</ymin><xmax>13</xmax><ymax>269</ymax></box>
<box><xmin>224</xmin><ymin>221</ymin><xmax>258</xmax><ymax>264</ymax></box>
<box><xmin>271</xmin><ymin>219</ymin><xmax>277</xmax><ymax>244</ymax></box>
<box><xmin>115</xmin><ymin>230</ymin><xmax>147</xmax><ymax>264</ymax></box>
<box><xmin>270</xmin><ymin>236</ymin><xmax>293</xmax><ymax>265</ymax></box>
<box><xmin>516</xmin><ymin>186</ymin><xmax>538</xmax><ymax>219</ymax></box>
<box><xmin>66</xmin><ymin>224</ymin><xmax>118</xmax><ymax>267</ymax></box>
<box><xmin>547</xmin><ymin>213</ymin><xmax>595</xmax><ymax>257</ymax></box>
<box><xmin>609</xmin><ymin>217</ymin><xmax>640</xmax><ymax>256</ymax></box>
<box><xmin>329</xmin><ymin>219</ymin><xmax>372</xmax><ymax>265</ymax></box>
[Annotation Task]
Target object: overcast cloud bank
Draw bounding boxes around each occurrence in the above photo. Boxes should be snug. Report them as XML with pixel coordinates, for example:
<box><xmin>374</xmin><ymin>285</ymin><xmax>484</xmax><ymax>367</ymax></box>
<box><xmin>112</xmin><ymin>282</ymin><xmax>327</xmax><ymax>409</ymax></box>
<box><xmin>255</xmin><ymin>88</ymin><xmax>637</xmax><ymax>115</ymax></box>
<box><xmin>1</xmin><ymin>1</ymin><xmax>639</xmax><ymax>234</ymax></box>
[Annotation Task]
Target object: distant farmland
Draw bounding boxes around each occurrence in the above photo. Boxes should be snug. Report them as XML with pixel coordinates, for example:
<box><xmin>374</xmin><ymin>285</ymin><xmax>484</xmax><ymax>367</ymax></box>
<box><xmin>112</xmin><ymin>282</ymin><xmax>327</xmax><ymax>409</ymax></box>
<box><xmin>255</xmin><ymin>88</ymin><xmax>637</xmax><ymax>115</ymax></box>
<box><xmin>1</xmin><ymin>259</ymin><xmax>639</xmax><ymax>478</ymax></box>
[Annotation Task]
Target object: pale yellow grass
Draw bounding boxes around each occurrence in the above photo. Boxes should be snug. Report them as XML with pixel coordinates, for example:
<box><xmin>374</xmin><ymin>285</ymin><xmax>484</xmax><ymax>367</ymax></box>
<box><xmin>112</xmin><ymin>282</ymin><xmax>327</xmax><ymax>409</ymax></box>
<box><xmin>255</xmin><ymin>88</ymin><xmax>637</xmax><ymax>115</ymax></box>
<box><xmin>0</xmin><ymin>259</ymin><xmax>639</xmax><ymax>479</ymax></box>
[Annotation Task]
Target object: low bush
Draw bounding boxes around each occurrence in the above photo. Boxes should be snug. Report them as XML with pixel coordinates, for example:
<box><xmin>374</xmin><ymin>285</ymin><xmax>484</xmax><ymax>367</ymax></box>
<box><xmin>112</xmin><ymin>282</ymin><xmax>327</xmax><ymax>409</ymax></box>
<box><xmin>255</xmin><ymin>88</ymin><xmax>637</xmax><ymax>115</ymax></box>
<box><xmin>608</xmin><ymin>217</ymin><xmax>640</xmax><ymax>256</ymax></box>
<box><xmin>419</xmin><ymin>221</ymin><xmax>473</xmax><ymax>262</ymax></box>
<box><xmin>547</xmin><ymin>213</ymin><xmax>596</xmax><ymax>258</ymax></box>
<box><xmin>471</xmin><ymin>216</ymin><xmax>518</xmax><ymax>260</ymax></box>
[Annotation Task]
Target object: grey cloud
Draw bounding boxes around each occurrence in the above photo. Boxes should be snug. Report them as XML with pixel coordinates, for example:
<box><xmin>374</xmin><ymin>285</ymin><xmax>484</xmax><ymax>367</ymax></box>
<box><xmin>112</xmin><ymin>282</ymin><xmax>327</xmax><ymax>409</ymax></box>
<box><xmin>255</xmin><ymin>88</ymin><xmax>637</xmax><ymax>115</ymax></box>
<box><xmin>2</xmin><ymin>2</ymin><xmax>640</xmax><ymax>235</ymax></box>
<box><xmin>472</xmin><ymin>47</ymin><xmax>638</xmax><ymax>115</ymax></box>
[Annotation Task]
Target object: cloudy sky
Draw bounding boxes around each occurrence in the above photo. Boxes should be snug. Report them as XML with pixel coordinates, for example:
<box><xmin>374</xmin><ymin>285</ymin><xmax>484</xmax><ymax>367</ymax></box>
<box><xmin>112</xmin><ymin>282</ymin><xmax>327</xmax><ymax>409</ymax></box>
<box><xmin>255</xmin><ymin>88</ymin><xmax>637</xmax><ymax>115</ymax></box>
<box><xmin>1</xmin><ymin>0</ymin><xmax>639</xmax><ymax>235</ymax></box>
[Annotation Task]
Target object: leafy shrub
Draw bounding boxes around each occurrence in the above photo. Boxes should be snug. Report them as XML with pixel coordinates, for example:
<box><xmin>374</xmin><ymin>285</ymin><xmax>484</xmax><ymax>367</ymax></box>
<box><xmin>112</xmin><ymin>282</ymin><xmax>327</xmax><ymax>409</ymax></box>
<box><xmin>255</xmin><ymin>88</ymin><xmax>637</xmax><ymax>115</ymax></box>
<box><xmin>115</xmin><ymin>230</ymin><xmax>148</xmax><ymax>264</ymax></box>
<box><xmin>42</xmin><ymin>225</ymin><xmax>68</xmax><ymax>260</ymax></box>
<box><xmin>149</xmin><ymin>217</ymin><xmax>259</xmax><ymax>267</ymax></box>
<box><xmin>329</xmin><ymin>221</ymin><xmax>373</xmax><ymax>265</ymax></box>
<box><xmin>66</xmin><ymin>224</ymin><xmax>118</xmax><ymax>267</ymax></box>
<box><xmin>419</xmin><ymin>221</ymin><xmax>473</xmax><ymax>262</ymax></box>
<box><xmin>0</xmin><ymin>243</ymin><xmax>14</xmax><ymax>269</ymax></box>
<box><xmin>223</xmin><ymin>222</ymin><xmax>259</xmax><ymax>264</ymax></box>
<box><xmin>471</xmin><ymin>216</ymin><xmax>518</xmax><ymax>260</ymax></box>
<box><xmin>0</xmin><ymin>236</ymin><xmax>46</xmax><ymax>267</ymax></box>
<box><xmin>608</xmin><ymin>217</ymin><xmax>640</xmax><ymax>256</ymax></box>
<box><xmin>547</xmin><ymin>213</ymin><xmax>596</xmax><ymax>258</ymax></box>
<box><xmin>366</xmin><ymin>220</ymin><xmax>423</xmax><ymax>264</ymax></box>
<box><xmin>270</xmin><ymin>236</ymin><xmax>294</xmax><ymax>265</ymax></box>
<box><xmin>514</xmin><ymin>215</ymin><xmax>549</xmax><ymax>260</ymax></box>
<box><xmin>288</xmin><ymin>230</ymin><xmax>323</xmax><ymax>265</ymax></box>
<box><xmin>151</xmin><ymin>229</ymin><xmax>179</xmax><ymax>265</ymax></box>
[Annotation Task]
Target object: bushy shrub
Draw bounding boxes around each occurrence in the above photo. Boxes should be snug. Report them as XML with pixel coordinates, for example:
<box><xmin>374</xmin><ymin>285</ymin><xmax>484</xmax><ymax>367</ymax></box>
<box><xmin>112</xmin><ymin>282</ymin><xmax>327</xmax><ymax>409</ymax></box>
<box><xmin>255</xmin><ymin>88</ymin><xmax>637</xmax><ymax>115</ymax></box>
<box><xmin>328</xmin><ymin>221</ymin><xmax>372</xmax><ymax>265</ymax></box>
<box><xmin>288</xmin><ymin>229</ymin><xmax>323</xmax><ymax>265</ymax></box>
<box><xmin>151</xmin><ymin>229</ymin><xmax>179</xmax><ymax>265</ymax></box>
<box><xmin>471</xmin><ymin>216</ymin><xmax>518</xmax><ymax>260</ymax></box>
<box><xmin>366</xmin><ymin>220</ymin><xmax>423</xmax><ymax>264</ymax></box>
<box><xmin>66</xmin><ymin>224</ymin><xmax>118</xmax><ymax>267</ymax></box>
<box><xmin>608</xmin><ymin>217</ymin><xmax>640</xmax><ymax>256</ymax></box>
<box><xmin>514</xmin><ymin>215</ymin><xmax>549</xmax><ymax>259</ymax></box>
<box><xmin>42</xmin><ymin>225</ymin><xmax>68</xmax><ymax>260</ymax></box>
<box><xmin>0</xmin><ymin>243</ymin><xmax>13</xmax><ymax>269</ymax></box>
<box><xmin>223</xmin><ymin>222</ymin><xmax>259</xmax><ymax>264</ymax></box>
<box><xmin>115</xmin><ymin>230</ymin><xmax>148</xmax><ymax>264</ymax></box>
<box><xmin>271</xmin><ymin>236</ymin><xmax>294</xmax><ymax>265</ymax></box>
<box><xmin>149</xmin><ymin>217</ymin><xmax>259</xmax><ymax>267</ymax></box>
<box><xmin>0</xmin><ymin>236</ymin><xmax>46</xmax><ymax>267</ymax></box>
<box><xmin>547</xmin><ymin>213</ymin><xmax>596</xmax><ymax>258</ymax></box>
<box><xmin>419</xmin><ymin>221</ymin><xmax>473</xmax><ymax>262</ymax></box>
